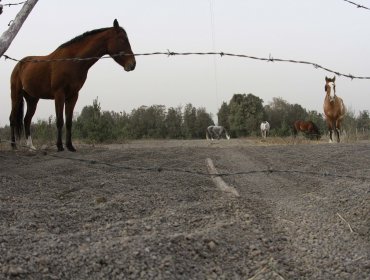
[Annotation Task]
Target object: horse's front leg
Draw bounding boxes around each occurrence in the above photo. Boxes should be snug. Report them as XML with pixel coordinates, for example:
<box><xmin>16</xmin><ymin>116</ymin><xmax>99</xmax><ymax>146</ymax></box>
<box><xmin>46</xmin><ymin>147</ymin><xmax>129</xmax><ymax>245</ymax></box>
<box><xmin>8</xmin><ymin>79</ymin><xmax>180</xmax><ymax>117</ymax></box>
<box><xmin>328</xmin><ymin>129</ymin><xmax>334</xmax><ymax>143</ymax></box>
<box><xmin>335</xmin><ymin>128</ymin><xmax>340</xmax><ymax>143</ymax></box>
<box><xmin>335</xmin><ymin>120</ymin><xmax>342</xmax><ymax>143</ymax></box>
<box><xmin>327</xmin><ymin>119</ymin><xmax>334</xmax><ymax>143</ymax></box>
<box><xmin>65</xmin><ymin>94</ymin><xmax>79</xmax><ymax>152</ymax></box>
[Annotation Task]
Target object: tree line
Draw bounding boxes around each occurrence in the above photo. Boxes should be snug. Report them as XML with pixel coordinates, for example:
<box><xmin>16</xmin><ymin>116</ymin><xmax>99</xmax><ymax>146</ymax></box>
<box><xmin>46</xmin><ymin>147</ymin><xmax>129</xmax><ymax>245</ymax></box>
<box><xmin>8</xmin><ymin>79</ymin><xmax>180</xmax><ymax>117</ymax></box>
<box><xmin>1</xmin><ymin>93</ymin><xmax>369</xmax><ymax>143</ymax></box>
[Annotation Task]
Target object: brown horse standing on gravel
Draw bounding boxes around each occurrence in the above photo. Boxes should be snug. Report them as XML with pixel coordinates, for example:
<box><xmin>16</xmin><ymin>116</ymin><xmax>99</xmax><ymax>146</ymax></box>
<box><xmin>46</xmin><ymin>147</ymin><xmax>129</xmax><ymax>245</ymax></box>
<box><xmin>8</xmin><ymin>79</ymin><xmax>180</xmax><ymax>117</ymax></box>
<box><xmin>323</xmin><ymin>76</ymin><xmax>346</xmax><ymax>143</ymax></box>
<box><xmin>293</xmin><ymin>120</ymin><xmax>321</xmax><ymax>140</ymax></box>
<box><xmin>9</xmin><ymin>19</ymin><xmax>136</xmax><ymax>152</ymax></box>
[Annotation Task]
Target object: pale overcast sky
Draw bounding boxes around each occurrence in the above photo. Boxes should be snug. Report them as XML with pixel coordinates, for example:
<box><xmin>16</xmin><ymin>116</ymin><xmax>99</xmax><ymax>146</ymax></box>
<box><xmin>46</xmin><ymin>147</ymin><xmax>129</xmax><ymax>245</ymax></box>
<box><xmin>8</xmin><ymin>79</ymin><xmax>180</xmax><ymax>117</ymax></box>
<box><xmin>0</xmin><ymin>0</ymin><xmax>369</xmax><ymax>126</ymax></box>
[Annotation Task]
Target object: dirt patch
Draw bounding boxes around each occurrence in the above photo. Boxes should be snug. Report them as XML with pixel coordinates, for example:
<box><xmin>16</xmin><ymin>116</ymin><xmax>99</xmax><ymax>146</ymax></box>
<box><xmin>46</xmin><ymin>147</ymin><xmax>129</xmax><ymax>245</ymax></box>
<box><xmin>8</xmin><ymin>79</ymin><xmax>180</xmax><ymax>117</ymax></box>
<box><xmin>1</xmin><ymin>139</ymin><xmax>369</xmax><ymax>279</ymax></box>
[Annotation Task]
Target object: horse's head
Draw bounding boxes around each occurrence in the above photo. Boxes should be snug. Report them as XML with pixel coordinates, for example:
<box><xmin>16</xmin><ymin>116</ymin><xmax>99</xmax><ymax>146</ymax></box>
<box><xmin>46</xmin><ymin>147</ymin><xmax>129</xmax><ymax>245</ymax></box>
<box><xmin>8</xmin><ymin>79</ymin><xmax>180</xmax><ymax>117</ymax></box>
<box><xmin>325</xmin><ymin>76</ymin><xmax>336</xmax><ymax>103</ymax></box>
<box><xmin>107</xmin><ymin>19</ymin><xmax>136</xmax><ymax>72</ymax></box>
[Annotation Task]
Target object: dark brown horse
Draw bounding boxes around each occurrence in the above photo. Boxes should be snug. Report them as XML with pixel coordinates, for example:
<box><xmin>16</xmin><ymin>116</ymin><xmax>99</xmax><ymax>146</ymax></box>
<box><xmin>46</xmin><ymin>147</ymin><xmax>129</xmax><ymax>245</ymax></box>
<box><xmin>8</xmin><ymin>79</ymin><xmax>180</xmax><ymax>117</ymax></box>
<box><xmin>323</xmin><ymin>76</ymin><xmax>346</xmax><ymax>142</ymax></box>
<box><xmin>293</xmin><ymin>120</ymin><xmax>321</xmax><ymax>140</ymax></box>
<box><xmin>10</xmin><ymin>19</ymin><xmax>136</xmax><ymax>151</ymax></box>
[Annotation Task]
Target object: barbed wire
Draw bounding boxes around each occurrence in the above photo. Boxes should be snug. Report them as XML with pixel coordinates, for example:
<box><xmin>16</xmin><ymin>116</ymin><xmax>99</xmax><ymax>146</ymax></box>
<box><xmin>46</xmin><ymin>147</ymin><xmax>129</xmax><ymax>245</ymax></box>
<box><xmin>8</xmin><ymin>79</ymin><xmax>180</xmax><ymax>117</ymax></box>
<box><xmin>2</xmin><ymin>50</ymin><xmax>370</xmax><ymax>80</ymax></box>
<box><xmin>2</xmin><ymin>1</ymin><xmax>26</xmax><ymax>7</ymax></box>
<box><xmin>342</xmin><ymin>0</ymin><xmax>370</xmax><ymax>10</ymax></box>
<box><xmin>0</xmin><ymin>1</ymin><xmax>25</xmax><ymax>14</ymax></box>
<box><xmin>1</xmin><ymin>138</ymin><xmax>369</xmax><ymax>181</ymax></box>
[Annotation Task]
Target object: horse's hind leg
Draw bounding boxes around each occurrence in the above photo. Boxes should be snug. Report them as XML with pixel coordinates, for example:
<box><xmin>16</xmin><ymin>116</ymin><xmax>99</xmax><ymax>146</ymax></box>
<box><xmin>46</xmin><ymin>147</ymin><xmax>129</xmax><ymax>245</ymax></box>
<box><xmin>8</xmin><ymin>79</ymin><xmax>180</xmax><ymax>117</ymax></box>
<box><xmin>9</xmin><ymin>79</ymin><xmax>24</xmax><ymax>149</ymax></box>
<box><xmin>10</xmin><ymin>126</ymin><xmax>17</xmax><ymax>149</ymax></box>
<box><xmin>54</xmin><ymin>93</ymin><xmax>65</xmax><ymax>151</ymax></box>
<box><xmin>24</xmin><ymin>94</ymin><xmax>39</xmax><ymax>150</ymax></box>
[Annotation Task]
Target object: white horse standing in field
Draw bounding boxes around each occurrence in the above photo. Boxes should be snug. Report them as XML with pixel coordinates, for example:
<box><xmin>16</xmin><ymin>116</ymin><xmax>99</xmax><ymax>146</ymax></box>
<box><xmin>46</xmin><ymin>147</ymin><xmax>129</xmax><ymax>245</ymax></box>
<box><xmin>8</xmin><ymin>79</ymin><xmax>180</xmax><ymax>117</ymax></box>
<box><xmin>206</xmin><ymin>125</ymin><xmax>230</xmax><ymax>140</ymax></box>
<box><xmin>260</xmin><ymin>121</ymin><xmax>270</xmax><ymax>138</ymax></box>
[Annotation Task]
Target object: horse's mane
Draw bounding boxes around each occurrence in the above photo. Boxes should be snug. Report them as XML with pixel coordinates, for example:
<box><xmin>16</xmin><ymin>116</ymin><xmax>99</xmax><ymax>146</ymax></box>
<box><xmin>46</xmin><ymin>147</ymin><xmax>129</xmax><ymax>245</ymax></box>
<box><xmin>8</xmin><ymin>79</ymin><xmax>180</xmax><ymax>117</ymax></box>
<box><xmin>57</xmin><ymin>27</ymin><xmax>111</xmax><ymax>49</ymax></box>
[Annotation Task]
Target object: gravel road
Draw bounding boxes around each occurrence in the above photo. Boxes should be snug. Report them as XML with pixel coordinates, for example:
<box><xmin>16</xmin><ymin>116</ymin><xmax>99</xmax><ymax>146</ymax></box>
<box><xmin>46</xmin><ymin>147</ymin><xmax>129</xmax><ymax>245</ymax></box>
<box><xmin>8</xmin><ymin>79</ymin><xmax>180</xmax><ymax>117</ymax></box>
<box><xmin>0</xmin><ymin>139</ymin><xmax>369</xmax><ymax>279</ymax></box>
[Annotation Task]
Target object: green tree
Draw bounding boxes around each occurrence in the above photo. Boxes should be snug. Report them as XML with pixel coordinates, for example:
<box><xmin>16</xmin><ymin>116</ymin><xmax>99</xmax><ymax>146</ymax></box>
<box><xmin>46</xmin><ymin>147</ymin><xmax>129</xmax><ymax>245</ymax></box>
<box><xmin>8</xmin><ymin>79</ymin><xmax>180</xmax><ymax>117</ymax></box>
<box><xmin>183</xmin><ymin>103</ymin><xmax>197</xmax><ymax>139</ymax></box>
<box><xmin>165</xmin><ymin>106</ymin><xmax>183</xmax><ymax>139</ymax></box>
<box><xmin>265</xmin><ymin>97</ymin><xmax>309</xmax><ymax>136</ymax></box>
<box><xmin>113</xmin><ymin>111</ymin><xmax>130</xmax><ymax>140</ymax></box>
<box><xmin>357</xmin><ymin>110</ymin><xmax>370</xmax><ymax>134</ymax></box>
<box><xmin>217</xmin><ymin>102</ymin><xmax>229</xmax><ymax>129</ymax></box>
<box><xmin>194</xmin><ymin>107</ymin><xmax>214</xmax><ymax>138</ymax></box>
<box><xmin>128</xmin><ymin>106</ymin><xmax>148</xmax><ymax>138</ymax></box>
<box><xmin>342</xmin><ymin>107</ymin><xmax>357</xmax><ymax>136</ymax></box>
<box><xmin>31</xmin><ymin>116</ymin><xmax>55</xmax><ymax>143</ymax></box>
<box><xmin>128</xmin><ymin>105</ymin><xmax>167</xmax><ymax>139</ymax></box>
<box><xmin>228</xmin><ymin>93</ymin><xmax>264</xmax><ymax>137</ymax></box>
<box><xmin>74</xmin><ymin>97</ymin><xmax>102</xmax><ymax>141</ymax></box>
<box><xmin>144</xmin><ymin>105</ymin><xmax>167</xmax><ymax>138</ymax></box>
<box><xmin>307</xmin><ymin>110</ymin><xmax>326</xmax><ymax>135</ymax></box>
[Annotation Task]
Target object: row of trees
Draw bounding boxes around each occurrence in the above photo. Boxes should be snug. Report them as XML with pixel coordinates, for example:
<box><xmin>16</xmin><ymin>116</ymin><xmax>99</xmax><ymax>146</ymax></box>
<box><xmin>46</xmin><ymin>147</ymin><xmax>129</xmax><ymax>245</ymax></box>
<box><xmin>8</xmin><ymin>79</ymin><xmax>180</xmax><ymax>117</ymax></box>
<box><xmin>1</xmin><ymin>94</ymin><xmax>369</xmax><ymax>143</ymax></box>
<box><xmin>73</xmin><ymin>98</ymin><xmax>214</xmax><ymax>141</ymax></box>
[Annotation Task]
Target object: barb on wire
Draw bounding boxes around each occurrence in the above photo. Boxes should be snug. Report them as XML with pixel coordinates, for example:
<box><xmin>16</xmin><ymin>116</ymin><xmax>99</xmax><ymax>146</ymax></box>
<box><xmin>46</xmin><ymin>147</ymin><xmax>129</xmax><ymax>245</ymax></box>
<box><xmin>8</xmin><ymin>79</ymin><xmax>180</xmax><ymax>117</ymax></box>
<box><xmin>2</xmin><ymin>1</ymin><xmax>26</xmax><ymax>7</ymax></box>
<box><xmin>342</xmin><ymin>0</ymin><xmax>370</xmax><ymax>11</ymax></box>
<box><xmin>2</xmin><ymin>51</ymin><xmax>370</xmax><ymax>80</ymax></box>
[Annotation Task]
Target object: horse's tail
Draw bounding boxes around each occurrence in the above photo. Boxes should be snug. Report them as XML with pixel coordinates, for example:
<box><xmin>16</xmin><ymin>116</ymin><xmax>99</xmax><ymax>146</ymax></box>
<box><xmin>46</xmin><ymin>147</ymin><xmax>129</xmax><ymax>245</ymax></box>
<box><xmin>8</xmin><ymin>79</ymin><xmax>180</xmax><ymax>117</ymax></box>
<box><xmin>10</xmin><ymin>63</ymin><xmax>25</xmax><ymax>139</ymax></box>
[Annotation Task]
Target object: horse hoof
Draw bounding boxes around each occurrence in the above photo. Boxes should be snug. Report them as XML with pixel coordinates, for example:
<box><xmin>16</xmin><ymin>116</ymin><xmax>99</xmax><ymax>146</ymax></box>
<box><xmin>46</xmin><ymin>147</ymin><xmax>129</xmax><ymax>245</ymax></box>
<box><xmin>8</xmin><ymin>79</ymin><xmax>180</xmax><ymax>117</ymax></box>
<box><xmin>66</xmin><ymin>144</ymin><xmax>76</xmax><ymax>152</ymax></box>
<box><xmin>57</xmin><ymin>145</ymin><xmax>64</xmax><ymax>152</ymax></box>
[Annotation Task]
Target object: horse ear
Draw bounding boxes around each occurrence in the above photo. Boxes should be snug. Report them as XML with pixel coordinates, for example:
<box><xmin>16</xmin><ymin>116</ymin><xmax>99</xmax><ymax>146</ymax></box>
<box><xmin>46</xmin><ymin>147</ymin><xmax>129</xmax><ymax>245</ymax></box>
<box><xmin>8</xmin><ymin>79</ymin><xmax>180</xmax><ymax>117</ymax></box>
<box><xmin>333</xmin><ymin>76</ymin><xmax>336</xmax><ymax>82</ymax></box>
<box><xmin>325</xmin><ymin>76</ymin><xmax>329</xmax><ymax>82</ymax></box>
<box><xmin>113</xmin><ymin>19</ymin><xmax>119</xmax><ymax>28</ymax></box>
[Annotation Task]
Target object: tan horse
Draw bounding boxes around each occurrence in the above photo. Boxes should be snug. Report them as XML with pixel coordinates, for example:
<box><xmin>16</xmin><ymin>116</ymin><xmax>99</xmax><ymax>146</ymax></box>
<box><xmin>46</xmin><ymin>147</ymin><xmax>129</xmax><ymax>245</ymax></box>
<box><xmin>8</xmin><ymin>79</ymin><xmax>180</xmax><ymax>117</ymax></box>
<box><xmin>323</xmin><ymin>76</ymin><xmax>346</xmax><ymax>142</ymax></box>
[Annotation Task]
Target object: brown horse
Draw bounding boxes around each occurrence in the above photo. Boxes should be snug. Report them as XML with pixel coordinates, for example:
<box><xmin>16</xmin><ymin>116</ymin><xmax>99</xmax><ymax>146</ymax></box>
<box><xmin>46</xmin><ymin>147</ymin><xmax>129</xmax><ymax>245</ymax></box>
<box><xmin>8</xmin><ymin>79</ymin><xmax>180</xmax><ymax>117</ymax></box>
<box><xmin>293</xmin><ymin>120</ymin><xmax>321</xmax><ymax>140</ymax></box>
<box><xmin>9</xmin><ymin>19</ymin><xmax>136</xmax><ymax>151</ymax></box>
<box><xmin>323</xmin><ymin>76</ymin><xmax>346</xmax><ymax>142</ymax></box>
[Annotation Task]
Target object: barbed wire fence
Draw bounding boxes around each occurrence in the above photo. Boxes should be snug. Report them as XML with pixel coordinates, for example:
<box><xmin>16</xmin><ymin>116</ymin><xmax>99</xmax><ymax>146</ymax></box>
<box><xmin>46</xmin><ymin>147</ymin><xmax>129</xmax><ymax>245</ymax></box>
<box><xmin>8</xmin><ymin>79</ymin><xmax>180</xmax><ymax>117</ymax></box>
<box><xmin>2</xmin><ymin>51</ymin><xmax>370</xmax><ymax>80</ymax></box>
<box><xmin>0</xmin><ymin>1</ymin><xmax>26</xmax><ymax>15</ymax></box>
<box><xmin>1</xmin><ymin>0</ymin><xmax>369</xmax><ymax>14</ymax></box>
<box><xmin>342</xmin><ymin>0</ymin><xmax>370</xmax><ymax>11</ymax></box>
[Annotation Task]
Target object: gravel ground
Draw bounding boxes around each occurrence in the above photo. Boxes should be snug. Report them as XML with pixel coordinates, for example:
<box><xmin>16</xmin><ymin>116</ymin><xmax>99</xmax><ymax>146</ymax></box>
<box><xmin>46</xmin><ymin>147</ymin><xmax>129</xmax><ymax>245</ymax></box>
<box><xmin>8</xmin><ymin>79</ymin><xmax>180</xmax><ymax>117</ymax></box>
<box><xmin>0</xmin><ymin>138</ymin><xmax>369</xmax><ymax>279</ymax></box>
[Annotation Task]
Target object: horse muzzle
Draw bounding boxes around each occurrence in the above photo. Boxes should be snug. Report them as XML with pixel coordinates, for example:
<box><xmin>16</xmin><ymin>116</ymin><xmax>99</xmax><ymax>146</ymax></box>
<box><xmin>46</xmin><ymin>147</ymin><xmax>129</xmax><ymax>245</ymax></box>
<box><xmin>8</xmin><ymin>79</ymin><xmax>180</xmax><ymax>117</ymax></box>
<box><xmin>124</xmin><ymin>60</ymin><xmax>136</xmax><ymax>72</ymax></box>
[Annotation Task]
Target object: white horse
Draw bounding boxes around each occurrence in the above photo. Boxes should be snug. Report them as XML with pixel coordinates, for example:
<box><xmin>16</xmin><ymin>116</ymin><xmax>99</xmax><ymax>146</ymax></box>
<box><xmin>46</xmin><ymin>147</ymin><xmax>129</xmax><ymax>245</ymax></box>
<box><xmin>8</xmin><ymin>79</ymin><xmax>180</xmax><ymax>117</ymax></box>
<box><xmin>206</xmin><ymin>125</ymin><xmax>230</xmax><ymax>140</ymax></box>
<box><xmin>260</xmin><ymin>121</ymin><xmax>270</xmax><ymax>138</ymax></box>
